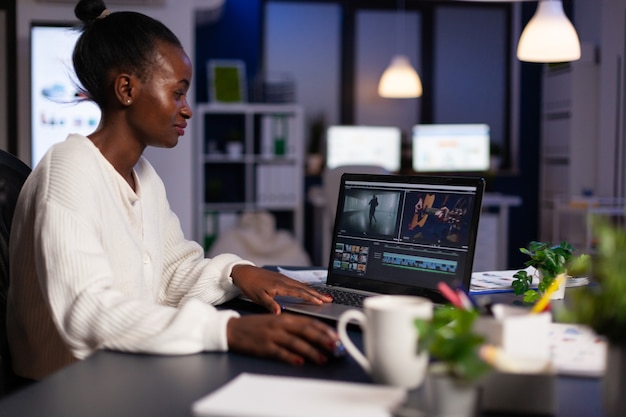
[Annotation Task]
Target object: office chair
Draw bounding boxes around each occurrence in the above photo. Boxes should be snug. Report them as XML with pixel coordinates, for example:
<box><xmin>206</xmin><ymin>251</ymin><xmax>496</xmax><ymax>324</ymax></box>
<box><xmin>0</xmin><ymin>150</ymin><xmax>31</xmax><ymax>396</ymax></box>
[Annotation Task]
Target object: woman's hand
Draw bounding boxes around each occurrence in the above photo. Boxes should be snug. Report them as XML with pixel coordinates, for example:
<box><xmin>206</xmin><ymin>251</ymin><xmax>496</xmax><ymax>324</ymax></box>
<box><xmin>226</xmin><ymin>314</ymin><xmax>340</xmax><ymax>365</ymax></box>
<box><xmin>230</xmin><ymin>265</ymin><xmax>332</xmax><ymax>314</ymax></box>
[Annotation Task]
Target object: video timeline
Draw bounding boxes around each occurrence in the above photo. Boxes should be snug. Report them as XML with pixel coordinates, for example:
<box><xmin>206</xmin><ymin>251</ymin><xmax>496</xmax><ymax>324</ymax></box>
<box><xmin>382</xmin><ymin>252</ymin><xmax>458</xmax><ymax>274</ymax></box>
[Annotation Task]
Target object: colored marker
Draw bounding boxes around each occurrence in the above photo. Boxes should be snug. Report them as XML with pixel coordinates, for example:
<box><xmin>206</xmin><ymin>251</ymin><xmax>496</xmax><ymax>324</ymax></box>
<box><xmin>438</xmin><ymin>281</ymin><xmax>463</xmax><ymax>309</ymax></box>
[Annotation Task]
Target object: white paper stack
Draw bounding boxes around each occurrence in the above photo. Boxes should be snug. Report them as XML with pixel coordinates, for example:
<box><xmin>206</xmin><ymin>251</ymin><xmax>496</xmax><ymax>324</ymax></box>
<box><xmin>191</xmin><ymin>373</ymin><xmax>407</xmax><ymax>417</ymax></box>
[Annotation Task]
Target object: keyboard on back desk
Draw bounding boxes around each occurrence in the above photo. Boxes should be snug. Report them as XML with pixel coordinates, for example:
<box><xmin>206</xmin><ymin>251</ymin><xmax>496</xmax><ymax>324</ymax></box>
<box><xmin>311</xmin><ymin>286</ymin><xmax>369</xmax><ymax>308</ymax></box>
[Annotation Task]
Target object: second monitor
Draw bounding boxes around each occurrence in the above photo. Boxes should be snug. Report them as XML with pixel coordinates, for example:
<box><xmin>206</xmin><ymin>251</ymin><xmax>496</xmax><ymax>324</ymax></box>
<box><xmin>325</xmin><ymin>125</ymin><xmax>402</xmax><ymax>173</ymax></box>
<box><xmin>412</xmin><ymin>123</ymin><xmax>490</xmax><ymax>173</ymax></box>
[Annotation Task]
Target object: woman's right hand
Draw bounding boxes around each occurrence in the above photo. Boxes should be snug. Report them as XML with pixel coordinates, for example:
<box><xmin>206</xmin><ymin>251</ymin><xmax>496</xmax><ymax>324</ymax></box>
<box><xmin>226</xmin><ymin>314</ymin><xmax>339</xmax><ymax>366</ymax></box>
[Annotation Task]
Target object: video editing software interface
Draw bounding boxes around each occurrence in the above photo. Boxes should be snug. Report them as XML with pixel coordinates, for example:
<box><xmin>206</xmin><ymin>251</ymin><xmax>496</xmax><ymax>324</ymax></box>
<box><xmin>331</xmin><ymin>179</ymin><xmax>480</xmax><ymax>292</ymax></box>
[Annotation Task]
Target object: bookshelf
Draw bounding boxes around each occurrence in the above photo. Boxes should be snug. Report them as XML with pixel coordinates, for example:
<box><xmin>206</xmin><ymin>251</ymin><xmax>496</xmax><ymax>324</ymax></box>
<box><xmin>194</xmin><ymin>103</ymin><xmax>304</xmax><ymax>252</ymax></box>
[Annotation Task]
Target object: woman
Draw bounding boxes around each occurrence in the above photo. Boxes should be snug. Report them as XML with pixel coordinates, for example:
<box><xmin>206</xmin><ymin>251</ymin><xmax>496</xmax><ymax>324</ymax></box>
<box><xmin>7</xmin><ymin>0</ymin><xmax>337</xmax><ymax>381</ymax></box>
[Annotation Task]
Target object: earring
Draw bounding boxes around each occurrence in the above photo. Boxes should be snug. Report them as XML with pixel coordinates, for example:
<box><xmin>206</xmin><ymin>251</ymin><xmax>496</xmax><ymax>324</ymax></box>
<box><xmin>127</xmin><ymin>99</ymin><xmax>131</xmax><ymax>104</ymax></box>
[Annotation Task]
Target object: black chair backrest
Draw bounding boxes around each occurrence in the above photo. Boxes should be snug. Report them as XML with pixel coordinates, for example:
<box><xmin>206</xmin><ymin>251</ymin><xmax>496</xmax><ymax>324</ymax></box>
<box><xmin>0</xmin><ymin>150</ymin><xmax>31</xmax><ymax>394</ymax></box>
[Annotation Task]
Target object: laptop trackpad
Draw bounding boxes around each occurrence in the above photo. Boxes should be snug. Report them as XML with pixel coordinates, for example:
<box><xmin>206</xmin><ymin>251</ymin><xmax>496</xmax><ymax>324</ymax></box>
<box><xmin>275</xmin><ymin>295</ymin><xmax>357</xmax><ymax>321</ymax></box>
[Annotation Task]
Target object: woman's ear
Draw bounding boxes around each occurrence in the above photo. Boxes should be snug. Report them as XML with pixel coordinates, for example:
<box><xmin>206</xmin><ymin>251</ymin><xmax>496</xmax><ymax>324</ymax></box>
<box><xmin>114</xmin><ymin>74</ymin><xmax>134</xmax><ymax>106</ymax></box>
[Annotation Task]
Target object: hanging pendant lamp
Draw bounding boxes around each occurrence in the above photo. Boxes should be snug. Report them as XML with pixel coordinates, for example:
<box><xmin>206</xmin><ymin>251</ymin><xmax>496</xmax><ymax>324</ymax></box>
<box><xmin>378</xmin><ymin>55</ymin><xmax>423</xmax><ymax>98</ymax></box>
<box><xmin>517</xmin><ymin>0</ymin><xmax>581</xmax><ymax>63</ymax></box>
<box><xmin>378</xmin><ymin>0</ymin><xmax>422</xmax><ymax>98</ymax></box>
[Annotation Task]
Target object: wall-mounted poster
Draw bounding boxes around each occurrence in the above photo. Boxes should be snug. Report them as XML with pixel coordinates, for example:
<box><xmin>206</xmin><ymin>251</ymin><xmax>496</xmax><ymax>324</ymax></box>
<box><xmin>208</xmin><ymin>60</ymin><xmax>247</xmax><ymax>103</ymax></box>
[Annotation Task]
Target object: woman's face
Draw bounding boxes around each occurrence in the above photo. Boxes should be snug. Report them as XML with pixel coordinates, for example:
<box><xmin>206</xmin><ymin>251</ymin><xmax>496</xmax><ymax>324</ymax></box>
<box><xmin>127</xmin><ymin>42</ymin><xmax>193</xmax><ymax>149</ymax></box>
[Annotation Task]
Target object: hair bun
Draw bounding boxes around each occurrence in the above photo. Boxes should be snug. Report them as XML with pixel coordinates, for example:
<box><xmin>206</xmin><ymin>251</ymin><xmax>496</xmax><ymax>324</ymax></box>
<box><xmin>74</xmin><ymin>0</ymin><xmax>109</xmax><ymax>24</ymax></box>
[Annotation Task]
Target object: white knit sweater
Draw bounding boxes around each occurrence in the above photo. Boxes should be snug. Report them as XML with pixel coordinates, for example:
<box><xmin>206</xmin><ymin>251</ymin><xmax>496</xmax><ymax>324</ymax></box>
<box><xmin>7</xmin><ymin>134</ymin><xmax>251</xmax><ymax>380</ymax></box>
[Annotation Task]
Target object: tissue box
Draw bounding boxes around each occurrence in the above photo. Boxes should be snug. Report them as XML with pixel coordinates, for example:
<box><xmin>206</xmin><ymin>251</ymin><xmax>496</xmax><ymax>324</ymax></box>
<box><xmin>480</xmin><ymin>371</ymin><xmax>556</xmax><ymax>416</ymax></box>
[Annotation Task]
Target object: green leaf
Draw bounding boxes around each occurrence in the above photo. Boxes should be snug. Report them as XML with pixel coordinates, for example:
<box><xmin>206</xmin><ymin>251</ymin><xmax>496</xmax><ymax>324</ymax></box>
<box><xmin>414</xmin><ymin>306</ymin><xmax>491</xmax><ymax>382</ymax></box>
<box><xmin>523</xmin><ymin>289</ymin><xmax>540</xmax><ymax>303</ymax></box>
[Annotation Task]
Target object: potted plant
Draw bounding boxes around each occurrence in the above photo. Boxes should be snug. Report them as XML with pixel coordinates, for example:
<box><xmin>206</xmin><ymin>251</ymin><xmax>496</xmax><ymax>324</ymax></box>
<box><xmin>511</xmin><ymin>240</ymin><xmax>589</xmax><ymax>303</ymax></box>
<box><xmin>559</xmin><ymin>218</ymin><xmax>626</xmax><ymax>417</ymax></box>
<box><xmin>414</xmin><ymin>305</ymin><xmax>491</xmax><ymax>417</ymax></box>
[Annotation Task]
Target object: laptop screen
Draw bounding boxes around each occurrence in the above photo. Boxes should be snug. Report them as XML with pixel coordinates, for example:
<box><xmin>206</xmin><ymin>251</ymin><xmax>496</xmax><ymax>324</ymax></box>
<box><xmin>327</xmin><ymin>174</ymin><xmax>485</xmax><ymax>299</ymax></box>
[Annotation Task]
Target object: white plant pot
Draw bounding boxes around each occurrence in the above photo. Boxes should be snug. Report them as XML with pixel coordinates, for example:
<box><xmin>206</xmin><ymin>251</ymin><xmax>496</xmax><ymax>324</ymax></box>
<box><xmin>425</xmin><ymin>366</ymin><xmax>479</xmax><ymax>417</ymax></box>
<box><xmin>534</xmin><ymin>270</ymin><xmax>567</xmax><ymax>300</ymax></box>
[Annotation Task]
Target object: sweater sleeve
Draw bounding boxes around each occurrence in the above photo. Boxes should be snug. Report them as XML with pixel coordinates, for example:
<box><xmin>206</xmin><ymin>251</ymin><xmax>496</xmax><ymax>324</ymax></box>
<box><xmin>156</xmin><ymin>208</ymin><xmax>254</xmax><ymax>308</ymax></box>
<box><xmin>36</xmin><ymin>200</ymin><xmax>242</xmax><ymax>359</ymax></box>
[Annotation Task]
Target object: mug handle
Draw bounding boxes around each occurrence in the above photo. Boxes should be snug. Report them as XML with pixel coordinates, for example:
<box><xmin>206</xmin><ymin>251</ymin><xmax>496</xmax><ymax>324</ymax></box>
<box><xmin>337</xmin><ymin>309</ymin><xmax>370</xmax><ymax>373</ymax></box>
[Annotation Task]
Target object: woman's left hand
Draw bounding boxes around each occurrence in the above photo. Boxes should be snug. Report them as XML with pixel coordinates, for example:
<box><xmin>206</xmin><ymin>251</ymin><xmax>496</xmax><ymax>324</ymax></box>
<box><xmin>230</xmin><ymin>265</ymin><xmax>332</xmax><ymax>314</ymax></box>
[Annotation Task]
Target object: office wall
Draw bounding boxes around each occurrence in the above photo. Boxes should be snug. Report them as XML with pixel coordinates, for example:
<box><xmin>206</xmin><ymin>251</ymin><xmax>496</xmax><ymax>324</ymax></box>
<box><xmin>433</xmin><ymin>6</ymin><xmax>507</xmax><ymax>148</ymax></box>
<box><xmin>16</xmin><ymin>0</ymin><xmax>196</xmax><ymax>237</ymax></box>
<box><xmin>195</xmin><ymin>1</ymin><xmax>261</xmax><ymax>104</ymax></box>
<box><xmin>265</xmin><ymin>2</ymin><xmax>341</xmax><ymax>142</ymax></box>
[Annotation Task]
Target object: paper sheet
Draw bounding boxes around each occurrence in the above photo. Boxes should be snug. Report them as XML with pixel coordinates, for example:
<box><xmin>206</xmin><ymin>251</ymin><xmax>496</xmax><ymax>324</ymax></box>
<box><xmin>470</xmin><ymin>267</ymin><xmax>589</xmax><ymax>294</ymax></box>
<box><xmin>191</xmin><ymin>373</ymin><xmax>407</xmax><ymax>417</ymax></box>
<box><xmin>277</xmin><ymin>266</ymin><xmax>327</xmax><ymax>284</ymax></box>
<box><xmin>549</xmin><ymin>323</ymin><xmax>606</xmax><ymax>377</ymax></box>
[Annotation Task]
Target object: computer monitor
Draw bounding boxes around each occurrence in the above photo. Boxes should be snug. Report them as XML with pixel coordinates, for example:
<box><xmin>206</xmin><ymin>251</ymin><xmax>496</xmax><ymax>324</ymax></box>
<box><xmin>326</xmin><ymin>125</ymin><xmax>402</xmax><ymax>173</ymax></box>
<box><xmin>411</xmin><ymin>124</ymin><xmax>490</xmax><ymax>173</ymax></box>
<box><xmin>30</xmin><ymin>22</ymin><xmax>101</xmax><ymax>167</ymax></box>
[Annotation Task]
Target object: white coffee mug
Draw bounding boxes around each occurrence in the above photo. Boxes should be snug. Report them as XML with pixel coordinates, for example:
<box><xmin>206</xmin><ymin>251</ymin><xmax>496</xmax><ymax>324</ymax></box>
<box><xmin>337</xmin><ymin>295</ymin><xmax>433</xmax><ymax>389</ymax></box>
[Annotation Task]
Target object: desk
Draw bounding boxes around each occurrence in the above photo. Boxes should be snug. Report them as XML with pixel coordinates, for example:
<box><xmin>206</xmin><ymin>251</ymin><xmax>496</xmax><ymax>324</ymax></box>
<box><xmin>0</xmin><ymin>299</ymin><xmax>604</xmax><ymax>417</ymax></box>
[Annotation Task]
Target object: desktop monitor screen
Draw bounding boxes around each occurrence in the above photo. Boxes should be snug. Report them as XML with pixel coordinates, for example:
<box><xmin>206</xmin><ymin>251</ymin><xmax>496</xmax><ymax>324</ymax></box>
<box><xmin>326</xmin><ymin>125</ymin><xmax>402</xmax><ymax>172</ymax></box>
<box><xmin>30</xmin><ymin>23</ymin><xmax>101</xmax><ymax>167</ymax></box>
<box><xmin>412</xmin><ymin>124</ymin><xmax>490</xmax><ymax>173</ymax></box>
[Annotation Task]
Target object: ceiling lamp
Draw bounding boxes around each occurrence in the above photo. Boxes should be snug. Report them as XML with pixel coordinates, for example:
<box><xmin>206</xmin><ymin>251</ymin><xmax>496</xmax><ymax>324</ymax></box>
<box><xmin>378</xmin><ymin>0</ymin><xmax>422</xmax><ymax>98</ymax></box>
<box><xmin>517</xmin><ymin>0</ymin><xmax>581</xmax><ymax>63</ymax></box>
<box><xmin>378</xmin><ymin>55</ymin><xmax>423</xmax><ymax>98</ymax></box>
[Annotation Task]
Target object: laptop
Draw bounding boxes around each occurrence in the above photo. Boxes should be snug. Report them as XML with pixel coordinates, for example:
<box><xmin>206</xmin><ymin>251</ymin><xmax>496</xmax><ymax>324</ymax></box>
<box><xmin>275</xmin><ymin>173</ymin><xmax>486</xmax><ymax>321</ymax></box>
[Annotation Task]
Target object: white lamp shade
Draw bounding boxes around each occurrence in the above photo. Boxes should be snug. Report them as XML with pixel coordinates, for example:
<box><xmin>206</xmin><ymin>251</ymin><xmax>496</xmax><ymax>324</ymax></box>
<box><xmin>378</xmin><ymin>55</ymin><xmax>423</xmax><ymax>98</ymax></box>
<box><xmin>517</xmin><ymin>0</ymin><xmax>581</xmax><ymax>63</ymax></box>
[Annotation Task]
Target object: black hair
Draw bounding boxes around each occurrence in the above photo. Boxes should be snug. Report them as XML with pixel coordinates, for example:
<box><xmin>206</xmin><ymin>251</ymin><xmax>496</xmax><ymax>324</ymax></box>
<box><xmin>72</xmin><ymin>0</ymin><xmax>183</xmax><ymax>107</ymax></box>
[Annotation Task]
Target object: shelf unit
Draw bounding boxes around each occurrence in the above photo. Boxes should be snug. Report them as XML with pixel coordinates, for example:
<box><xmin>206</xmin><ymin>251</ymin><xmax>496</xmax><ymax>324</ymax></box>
<box><xmin>538</xmin><ymin>53</ymin><xmax>599</xmax><ymax>247</ymax></box>
<box><xmin>194</xmin><ymin>103</ymin><xmax>304</xmax><ymax>252</ymax></box>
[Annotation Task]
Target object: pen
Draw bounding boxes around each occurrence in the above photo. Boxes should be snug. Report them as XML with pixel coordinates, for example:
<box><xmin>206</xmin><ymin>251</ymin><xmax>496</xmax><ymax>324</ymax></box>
<box><xmin>531</xmin><ymin>274</ymin><xmax>566</xmax><ymax>314</ymax></box>
<box><xmin>437</xmin><ymin>281</ymin><xmax>464</xmax><ymax>309</ymax></box>
<box><xmin>455</xmin><ymin>285</ymin><xmax>475</xmax><ymax>310</ymax></box>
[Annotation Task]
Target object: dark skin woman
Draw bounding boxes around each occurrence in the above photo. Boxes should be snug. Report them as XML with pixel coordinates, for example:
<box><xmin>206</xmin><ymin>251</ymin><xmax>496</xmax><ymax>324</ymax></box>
<box><xmin>7</xmin><ymin>0</ymin><xmax>337</xmax><ymax>381</ymax></box>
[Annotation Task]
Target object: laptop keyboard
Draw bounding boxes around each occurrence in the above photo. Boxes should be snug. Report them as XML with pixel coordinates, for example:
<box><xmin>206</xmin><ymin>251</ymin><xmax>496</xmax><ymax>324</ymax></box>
<box><xmin>311</xmin><ymin>286</ymin><xmax>369</xmax><ymax>308</ymax></box>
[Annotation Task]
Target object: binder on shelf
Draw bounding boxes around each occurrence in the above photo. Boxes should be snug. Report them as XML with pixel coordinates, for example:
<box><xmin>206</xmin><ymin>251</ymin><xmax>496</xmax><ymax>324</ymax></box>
<box><xmin>260</xmin><ymin>114</ymin><xmax>295</xmax><ymax>158</ymax></box>
<box><xmin>273</xmin><ymin>115</ymin><xmax>287</xmax><ymax>157</ymax></box>
<box><xmin>260</xmin><ymin>116</ymin><xmax>274</xmax><ymax>159</ymax></box>
<box><xmin>287</xmin><ymin>115</ymin><xmax>297</xmax><ymax>156</ymax></box>
<box><xmin>256</xmin><ymin>165</ymin><xmax>298</xmax><ymax>208</ymax></box>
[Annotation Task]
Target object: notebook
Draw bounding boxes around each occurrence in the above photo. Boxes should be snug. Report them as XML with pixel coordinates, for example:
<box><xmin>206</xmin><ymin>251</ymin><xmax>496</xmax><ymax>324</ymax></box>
<box><xmin>276</xmin><ymin>173</ymin><xmax>485</xmax><ymax>320</ymax></box>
